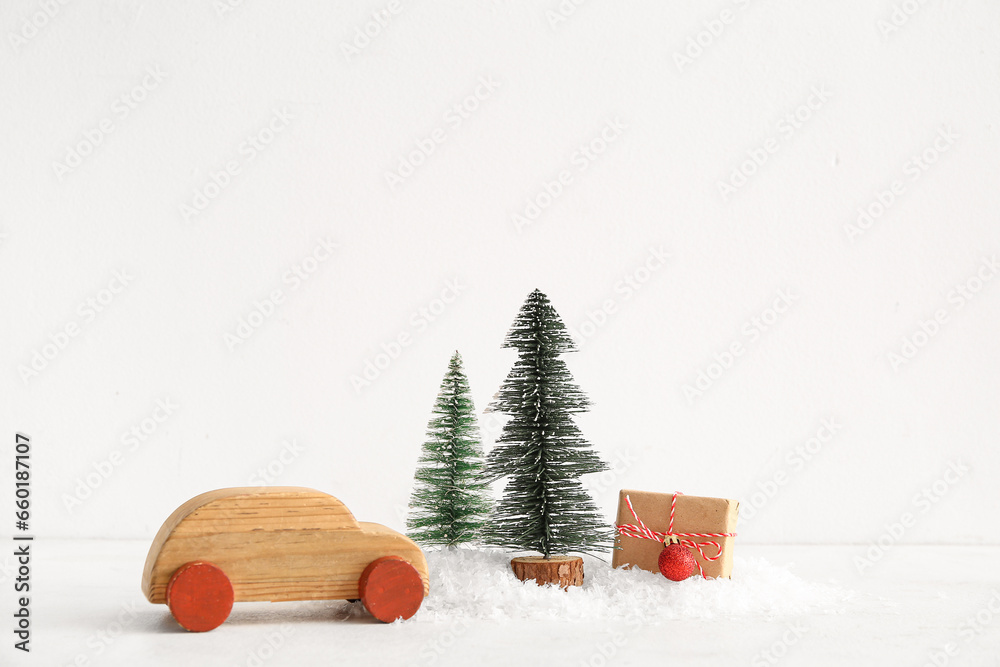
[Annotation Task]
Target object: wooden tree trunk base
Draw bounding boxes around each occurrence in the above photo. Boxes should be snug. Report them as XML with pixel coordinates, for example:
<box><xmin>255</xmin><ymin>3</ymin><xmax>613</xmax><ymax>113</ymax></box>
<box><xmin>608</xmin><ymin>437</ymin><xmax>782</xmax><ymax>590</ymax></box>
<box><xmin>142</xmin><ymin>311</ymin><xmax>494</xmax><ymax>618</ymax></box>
<box><xmin>510</xmin><ymin>556</ymin><xmax>584</xmax><ymax>589</ymax></box>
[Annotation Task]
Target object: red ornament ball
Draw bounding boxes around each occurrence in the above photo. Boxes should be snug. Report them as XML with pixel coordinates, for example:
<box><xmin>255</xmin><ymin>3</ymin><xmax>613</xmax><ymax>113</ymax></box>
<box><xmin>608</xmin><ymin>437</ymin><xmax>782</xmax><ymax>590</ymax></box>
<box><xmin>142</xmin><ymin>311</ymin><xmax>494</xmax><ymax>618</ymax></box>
<box><xmin>658</xmin><ymin>543</ymin><xmax>696</xmax><ymax>581</ymax></box>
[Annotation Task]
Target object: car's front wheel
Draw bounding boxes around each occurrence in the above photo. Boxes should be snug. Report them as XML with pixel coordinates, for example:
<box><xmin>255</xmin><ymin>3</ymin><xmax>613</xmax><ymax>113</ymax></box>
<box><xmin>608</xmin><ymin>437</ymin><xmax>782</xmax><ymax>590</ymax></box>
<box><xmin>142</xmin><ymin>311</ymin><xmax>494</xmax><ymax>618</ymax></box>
<box><xmin>358</xmin><ymin>556</ymin><xmax>423</xmax><ymax>622</ymax></box>
<box><xmin>166</xmin><ymin>561</ymin><xmax>234</xmax><ymax>632</ymax></box>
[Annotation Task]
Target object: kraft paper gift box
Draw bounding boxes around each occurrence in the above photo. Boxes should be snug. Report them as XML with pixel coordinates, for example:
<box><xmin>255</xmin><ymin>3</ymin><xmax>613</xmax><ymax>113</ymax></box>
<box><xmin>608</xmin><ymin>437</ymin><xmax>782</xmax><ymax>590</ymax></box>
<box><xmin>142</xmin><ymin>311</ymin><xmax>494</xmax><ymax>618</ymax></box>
<box><xmin>612</xmin><ymin>489</ymin><xmax>739</xmax><ymax>579</ymax></box>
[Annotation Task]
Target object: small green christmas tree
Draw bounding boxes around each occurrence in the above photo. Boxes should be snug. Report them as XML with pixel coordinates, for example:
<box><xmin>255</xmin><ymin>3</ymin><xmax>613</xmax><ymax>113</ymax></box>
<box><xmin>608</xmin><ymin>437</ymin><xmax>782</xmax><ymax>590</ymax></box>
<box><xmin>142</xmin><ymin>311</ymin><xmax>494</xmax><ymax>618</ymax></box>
<box><xmin>484</xmin><ymin>289</ymin><xmax>611</xmax><ymax>559</ymax></box>
<box><xmin>407</xmin><ymin>351</ymin><xmax>492</xmax><ymax>548</ymax></box>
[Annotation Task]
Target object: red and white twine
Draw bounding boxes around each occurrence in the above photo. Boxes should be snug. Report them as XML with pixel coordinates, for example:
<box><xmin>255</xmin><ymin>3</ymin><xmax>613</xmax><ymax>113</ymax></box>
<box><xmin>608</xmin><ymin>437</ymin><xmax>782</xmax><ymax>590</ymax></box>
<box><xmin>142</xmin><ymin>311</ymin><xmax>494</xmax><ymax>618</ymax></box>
<box><xmin>615</xmin><ymin>493</ymin><xmax>737</xmax><ymax>579</ymax></box>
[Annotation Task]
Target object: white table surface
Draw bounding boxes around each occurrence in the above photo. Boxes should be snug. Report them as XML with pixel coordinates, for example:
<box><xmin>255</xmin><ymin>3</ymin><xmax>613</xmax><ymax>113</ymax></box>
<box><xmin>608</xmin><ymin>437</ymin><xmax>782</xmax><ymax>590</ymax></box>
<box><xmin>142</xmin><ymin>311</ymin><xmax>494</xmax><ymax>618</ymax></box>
<box><xmin>4</xmin><ymin>540</ymin><xmax>999</xmax><ymax>667</ymax></box>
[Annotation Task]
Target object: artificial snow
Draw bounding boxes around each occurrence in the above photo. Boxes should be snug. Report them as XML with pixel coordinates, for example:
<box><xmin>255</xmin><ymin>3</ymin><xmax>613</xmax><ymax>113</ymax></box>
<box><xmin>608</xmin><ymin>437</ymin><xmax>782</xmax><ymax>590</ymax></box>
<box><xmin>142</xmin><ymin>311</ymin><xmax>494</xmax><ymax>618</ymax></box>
<box><xmin>415</xmin><ymin>548</ymin><xmax>854</xmax><ymax>623</ymax></box>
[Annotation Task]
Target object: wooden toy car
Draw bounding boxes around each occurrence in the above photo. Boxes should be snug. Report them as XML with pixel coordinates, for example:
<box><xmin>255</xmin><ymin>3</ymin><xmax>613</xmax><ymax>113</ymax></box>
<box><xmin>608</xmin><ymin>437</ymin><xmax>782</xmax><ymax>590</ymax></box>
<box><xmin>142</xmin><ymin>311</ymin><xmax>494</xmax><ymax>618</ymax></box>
<box><xmin>141</xmin><ymin>487</ymin><xmax>429</xmax><ymax>631</ymax></box>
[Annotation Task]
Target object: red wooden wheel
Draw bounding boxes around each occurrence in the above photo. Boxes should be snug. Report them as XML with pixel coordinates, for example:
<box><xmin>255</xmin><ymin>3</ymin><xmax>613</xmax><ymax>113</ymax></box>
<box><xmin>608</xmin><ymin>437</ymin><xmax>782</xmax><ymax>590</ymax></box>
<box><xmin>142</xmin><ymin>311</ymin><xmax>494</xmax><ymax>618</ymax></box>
<box><xmin>359</xmin><ymin>556</ymin><xmax>423</xmax><ymax>622</ymax></box>
<box><xmin>167</xmin><ymin>561</ymin><xmax>234</xmax><ymax>632</ymax></box>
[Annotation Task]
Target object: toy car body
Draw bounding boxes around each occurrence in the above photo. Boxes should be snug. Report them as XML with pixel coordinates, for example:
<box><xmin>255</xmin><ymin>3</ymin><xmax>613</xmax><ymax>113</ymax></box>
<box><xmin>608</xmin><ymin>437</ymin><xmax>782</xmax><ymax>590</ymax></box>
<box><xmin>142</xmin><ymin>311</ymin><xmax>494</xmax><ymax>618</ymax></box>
<box><xmin>142</xmin><ymin>487</ymin><xmax>428</xmax><ymax>630</ymax></box>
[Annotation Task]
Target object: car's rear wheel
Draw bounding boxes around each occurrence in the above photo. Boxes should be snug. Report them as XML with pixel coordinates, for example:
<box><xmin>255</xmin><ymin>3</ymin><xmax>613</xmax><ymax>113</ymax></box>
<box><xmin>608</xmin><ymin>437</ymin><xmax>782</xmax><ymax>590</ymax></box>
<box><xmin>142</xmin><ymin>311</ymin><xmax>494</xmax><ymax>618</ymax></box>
<box><xmin>358</xmin><ymin>556</ymin><xmax>423</xmax><ymax>622</ymax></box>
<box><xmin>166</xmin><ymin>561</ymin><xmax>234</xmax><ymax>632</ymax></box>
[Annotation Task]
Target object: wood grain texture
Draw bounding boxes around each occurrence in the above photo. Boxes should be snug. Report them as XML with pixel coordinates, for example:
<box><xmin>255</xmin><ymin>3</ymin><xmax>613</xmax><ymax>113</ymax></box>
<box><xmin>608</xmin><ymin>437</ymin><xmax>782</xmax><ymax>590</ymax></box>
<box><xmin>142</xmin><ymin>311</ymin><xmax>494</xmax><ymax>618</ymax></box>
<box><xmin>510</xmin><ymin>556</ymin><xmax>584</xmax><ymax>589</ymax></box>
<box><xmin>142</xmin><ymin>487</ymin><xmax>429</xmax><ymax>604</ymax></box>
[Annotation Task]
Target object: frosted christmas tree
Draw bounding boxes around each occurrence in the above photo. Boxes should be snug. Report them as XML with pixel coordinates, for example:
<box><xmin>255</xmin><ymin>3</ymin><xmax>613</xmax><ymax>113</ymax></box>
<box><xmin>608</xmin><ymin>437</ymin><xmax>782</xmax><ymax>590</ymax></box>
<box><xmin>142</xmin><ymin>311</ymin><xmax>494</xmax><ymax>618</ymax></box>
<box><xmin>407</xmin><ymin>352</ymin><xmax>492</xmax><ymax>548</ymax></box>
<box><xmin>484</xmin><ymin>289</ymin><xmax>611</xmax><ymax>586</ymax></box>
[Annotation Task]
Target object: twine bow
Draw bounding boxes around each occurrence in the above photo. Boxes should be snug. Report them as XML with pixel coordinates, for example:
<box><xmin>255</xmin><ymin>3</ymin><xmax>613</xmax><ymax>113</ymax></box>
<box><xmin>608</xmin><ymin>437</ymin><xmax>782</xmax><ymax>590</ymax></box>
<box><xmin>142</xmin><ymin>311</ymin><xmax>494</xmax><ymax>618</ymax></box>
<box><xmin>615</xmin><ymin>493</ymin><xmax>737</xmax><ymax>579</ymax></box>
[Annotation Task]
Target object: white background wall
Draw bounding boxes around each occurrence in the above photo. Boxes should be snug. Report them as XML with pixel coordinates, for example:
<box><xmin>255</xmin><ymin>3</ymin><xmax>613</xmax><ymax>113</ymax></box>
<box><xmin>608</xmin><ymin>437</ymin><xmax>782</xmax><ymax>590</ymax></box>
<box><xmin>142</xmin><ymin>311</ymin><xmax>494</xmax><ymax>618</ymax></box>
<box><xmin>2</xmin><ymin>0</ymin><xmax>998</xmax><ymax>546</ymax></box>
